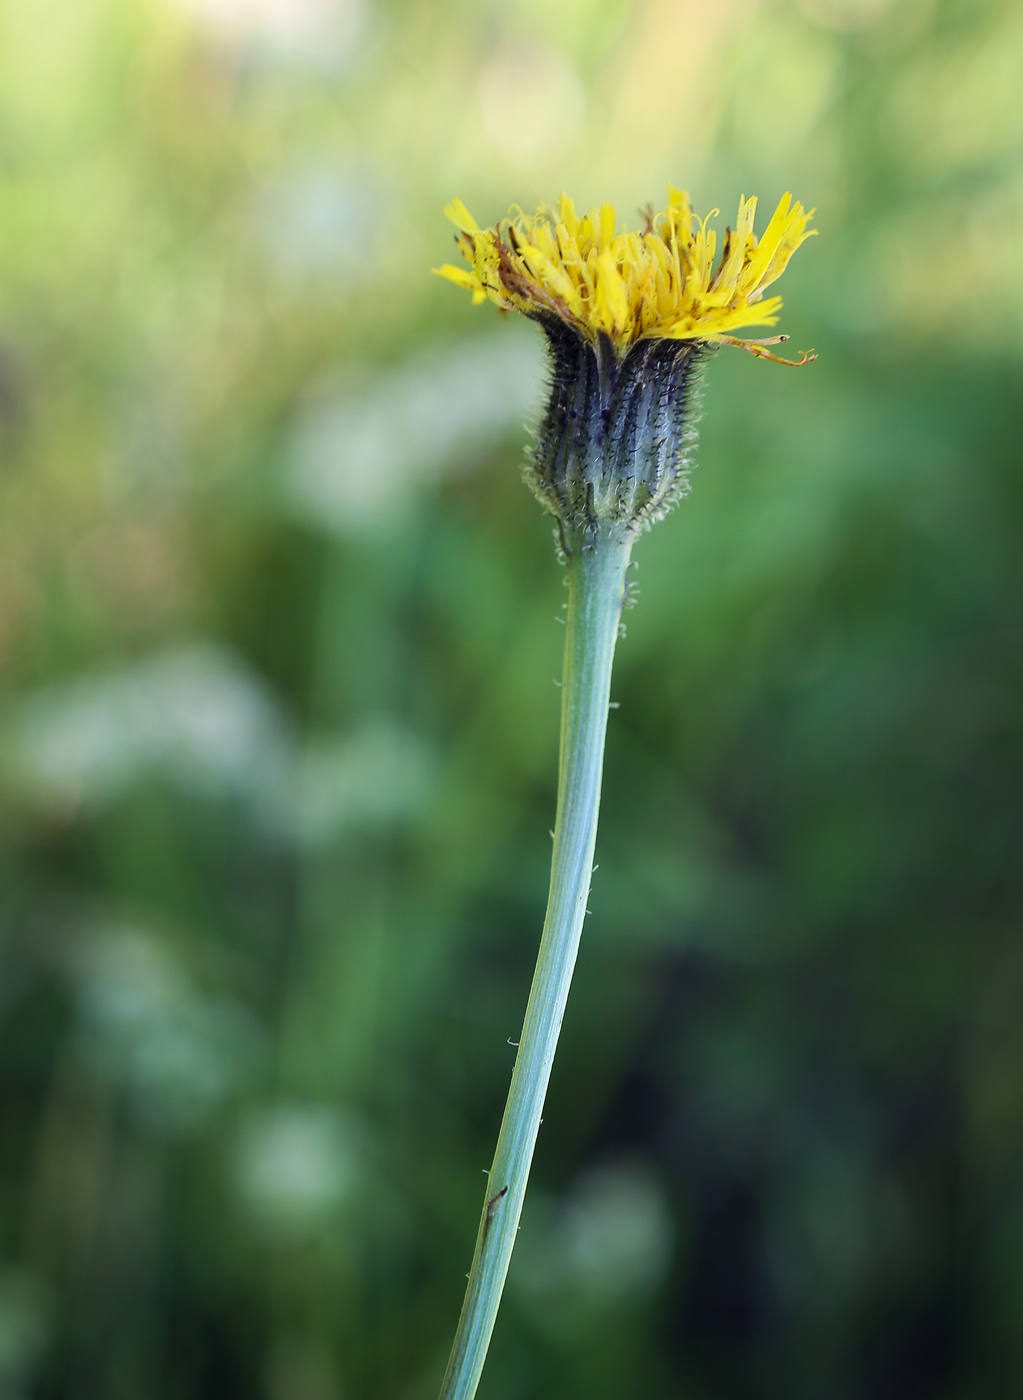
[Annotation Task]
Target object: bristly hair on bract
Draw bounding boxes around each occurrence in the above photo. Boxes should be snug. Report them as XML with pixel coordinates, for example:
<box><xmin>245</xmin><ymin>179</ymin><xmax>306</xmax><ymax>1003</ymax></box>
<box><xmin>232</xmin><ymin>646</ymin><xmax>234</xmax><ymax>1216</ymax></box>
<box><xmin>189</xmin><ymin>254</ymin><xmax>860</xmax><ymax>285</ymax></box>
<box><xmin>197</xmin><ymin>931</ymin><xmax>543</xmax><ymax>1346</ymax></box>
<box><xmin>525</xmin><ymin>315</ymin><xmax>706</xmax><ymax>551</ymax></box>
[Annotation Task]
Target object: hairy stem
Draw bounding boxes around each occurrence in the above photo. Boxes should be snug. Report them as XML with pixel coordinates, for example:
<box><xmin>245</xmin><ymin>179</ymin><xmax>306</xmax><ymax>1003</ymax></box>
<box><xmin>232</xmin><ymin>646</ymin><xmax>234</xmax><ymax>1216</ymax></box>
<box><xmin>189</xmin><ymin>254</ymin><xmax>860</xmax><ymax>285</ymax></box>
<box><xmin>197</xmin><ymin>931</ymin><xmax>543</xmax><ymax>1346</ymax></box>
<box><xmin>438</xmin><ymin>528</ymin><xmax>633</xmax><ymax>1400</ymax></box>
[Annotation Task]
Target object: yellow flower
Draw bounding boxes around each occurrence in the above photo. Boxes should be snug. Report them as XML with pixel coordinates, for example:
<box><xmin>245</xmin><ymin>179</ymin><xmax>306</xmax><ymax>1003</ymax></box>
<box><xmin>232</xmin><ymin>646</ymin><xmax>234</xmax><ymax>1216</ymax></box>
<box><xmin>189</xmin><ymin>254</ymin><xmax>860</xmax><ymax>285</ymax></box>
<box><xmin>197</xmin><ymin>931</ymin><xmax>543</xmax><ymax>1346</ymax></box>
<box><xmin>434</xmin><ymin>186</ymin><xmax>816</xmax><ymax>365</ymax></box>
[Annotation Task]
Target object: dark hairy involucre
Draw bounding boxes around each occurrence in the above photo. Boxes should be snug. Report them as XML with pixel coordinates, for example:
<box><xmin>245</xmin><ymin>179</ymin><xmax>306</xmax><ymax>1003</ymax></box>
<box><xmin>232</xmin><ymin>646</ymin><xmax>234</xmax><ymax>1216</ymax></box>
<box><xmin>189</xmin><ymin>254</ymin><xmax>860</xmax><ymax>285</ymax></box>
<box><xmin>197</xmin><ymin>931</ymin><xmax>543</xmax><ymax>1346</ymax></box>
<box><xmin>525</xmin><ymin>315</ymin><xmax>705</xmax><ymax>543</ymax></box>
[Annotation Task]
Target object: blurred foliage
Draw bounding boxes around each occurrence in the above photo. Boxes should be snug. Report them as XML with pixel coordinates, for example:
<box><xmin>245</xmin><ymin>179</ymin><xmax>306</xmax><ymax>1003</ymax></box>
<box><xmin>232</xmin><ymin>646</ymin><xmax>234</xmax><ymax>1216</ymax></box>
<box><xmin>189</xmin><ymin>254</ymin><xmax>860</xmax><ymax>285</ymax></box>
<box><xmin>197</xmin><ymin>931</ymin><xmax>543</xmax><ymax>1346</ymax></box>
<box><xmin>1</xmin><ymin>0</ymin><xmax>1022</xmax><ymax>1397</ymax></box>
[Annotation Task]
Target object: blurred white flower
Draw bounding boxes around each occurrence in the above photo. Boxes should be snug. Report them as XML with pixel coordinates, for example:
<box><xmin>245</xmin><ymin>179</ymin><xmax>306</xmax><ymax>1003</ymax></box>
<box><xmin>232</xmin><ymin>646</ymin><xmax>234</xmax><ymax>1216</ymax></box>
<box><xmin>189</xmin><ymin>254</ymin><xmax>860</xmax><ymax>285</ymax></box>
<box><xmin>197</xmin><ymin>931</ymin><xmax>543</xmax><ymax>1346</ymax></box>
<box><xmin>3</xmin><ymin>644</ymin><xmax>290</xmax><ymax>811</ymax></box>
<box><xmin>515</xmin><ymin>1160</ymin><xmax>674</xmax><ymax>1313</ymax></box>
<box><xmin>3</xmin><ymin>647</ymin><xmax>438</xmax><ymax>850</ymax></box>
<box><xmin>254</xmin><ymin>167</ymin><xmax>383</xmax><ymax>280</ymax></box>
<box><xmin>173</xmin><ymin>0</ymin><xmax>364</xmax><ymax>65</ymax></box>
<box><xmin>268</xmin><ymin>721</ymin><xmax>436</xmax><ymax>848</ymax></box>
<box><xmin>234</xmin><ymin>1105</ymin><xmax>363</xmax><ymax>1239</ymax></box>
<box><xmin>68</xmin><ymin>925</ymin><xmax>263</xmax><ymax>1134</ymax></box>
<box><xmin>286</xmin><ymin>333</ymin><xmax>543</xmax><ymax>530</ymax></box>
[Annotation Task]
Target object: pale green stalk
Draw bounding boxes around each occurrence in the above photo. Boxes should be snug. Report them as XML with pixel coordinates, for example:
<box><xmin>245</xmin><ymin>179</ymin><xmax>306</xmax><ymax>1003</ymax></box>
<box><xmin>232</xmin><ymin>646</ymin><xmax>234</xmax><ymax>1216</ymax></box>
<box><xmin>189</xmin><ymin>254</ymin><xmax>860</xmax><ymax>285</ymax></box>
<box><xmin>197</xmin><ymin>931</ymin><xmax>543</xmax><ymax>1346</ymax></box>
<box><xmin>438</xmin><ymin>529</ymin><xmax>633</xmax><ymax>1400</ymax></box>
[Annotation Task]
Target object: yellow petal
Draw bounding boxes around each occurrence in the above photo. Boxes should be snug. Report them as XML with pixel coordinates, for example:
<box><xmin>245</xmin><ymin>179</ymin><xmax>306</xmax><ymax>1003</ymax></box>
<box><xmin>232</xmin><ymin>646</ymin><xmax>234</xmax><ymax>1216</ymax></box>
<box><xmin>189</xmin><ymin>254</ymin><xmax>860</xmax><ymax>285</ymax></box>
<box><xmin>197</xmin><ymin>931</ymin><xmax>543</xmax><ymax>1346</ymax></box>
<box><xmin>435</xmin><ymin>184</ymin><xmax>815</xmax><ymax>358</ymax></box>
<box><xmin>600</xmin><ymin>204</ymin><xmax>616</xmax><ymax>250</ymax></box>
<box><xmin>443</xmin><ymin>198</ymin><xmax>480</xmax><ymax>234</ymax></box>
<box><xmin>433</xmin><ymin>263</ymin><xmax>482</xmax><ymax>291</ymax></box>
<box><xmin>594</xmin><ymin>247</ymin><xmax>630</xmax><ymax>334</ymax></box>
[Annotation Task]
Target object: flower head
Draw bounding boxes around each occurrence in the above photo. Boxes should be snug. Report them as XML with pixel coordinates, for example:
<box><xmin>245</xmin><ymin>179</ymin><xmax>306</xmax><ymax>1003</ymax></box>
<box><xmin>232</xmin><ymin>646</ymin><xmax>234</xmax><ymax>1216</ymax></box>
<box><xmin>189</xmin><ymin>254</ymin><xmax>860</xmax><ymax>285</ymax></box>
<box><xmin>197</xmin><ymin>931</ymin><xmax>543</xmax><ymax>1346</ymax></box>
<box><xmin>433</xmin><ymin>185</ymin><xmax>816</xmax><ymax>544</ymax></box>
<box><xmin>435</xmin><ymin>186</ymin><xmax>816</xmax><ymax>365</ymax></box>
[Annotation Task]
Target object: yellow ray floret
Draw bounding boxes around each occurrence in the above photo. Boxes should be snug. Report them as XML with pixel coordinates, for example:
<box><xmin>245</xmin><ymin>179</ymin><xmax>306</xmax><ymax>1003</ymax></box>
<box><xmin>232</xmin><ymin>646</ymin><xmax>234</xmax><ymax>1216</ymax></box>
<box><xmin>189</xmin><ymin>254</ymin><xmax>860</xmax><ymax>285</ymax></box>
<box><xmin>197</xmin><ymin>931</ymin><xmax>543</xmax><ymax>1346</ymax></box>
<box><xmin>434</xmin><ymin>186</ymin><xmax>816</xmax><ymax>364</ymax></box>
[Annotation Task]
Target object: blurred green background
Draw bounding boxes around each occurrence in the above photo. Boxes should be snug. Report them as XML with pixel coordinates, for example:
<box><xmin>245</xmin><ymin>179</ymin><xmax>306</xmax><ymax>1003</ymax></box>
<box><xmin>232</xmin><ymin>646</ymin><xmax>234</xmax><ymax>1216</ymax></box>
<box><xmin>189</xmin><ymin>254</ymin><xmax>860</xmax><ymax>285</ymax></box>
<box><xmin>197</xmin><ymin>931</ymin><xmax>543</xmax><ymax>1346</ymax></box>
<box><xmin>1</xmin><ymin>0</ymin><xmax>1021</xmax><ymax>1396</ymax></box>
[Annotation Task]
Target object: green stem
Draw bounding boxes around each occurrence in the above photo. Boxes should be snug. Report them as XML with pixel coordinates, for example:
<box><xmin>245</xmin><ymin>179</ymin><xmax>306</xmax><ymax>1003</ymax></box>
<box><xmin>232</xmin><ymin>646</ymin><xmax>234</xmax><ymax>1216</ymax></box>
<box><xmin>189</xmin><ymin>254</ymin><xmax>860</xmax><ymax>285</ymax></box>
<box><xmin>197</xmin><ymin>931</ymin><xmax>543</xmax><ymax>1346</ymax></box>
<box><xmin>438</xmin><ymin>528</ymin><xmax>633</xmax><ymax>1400</ymax></box>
